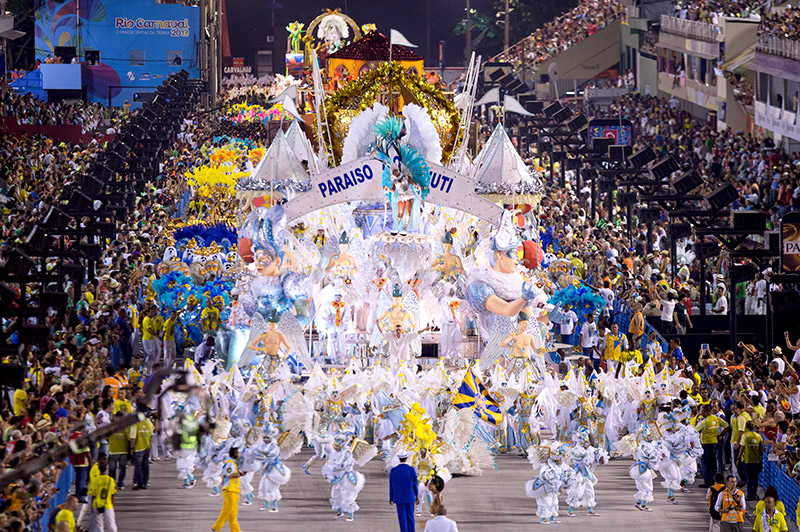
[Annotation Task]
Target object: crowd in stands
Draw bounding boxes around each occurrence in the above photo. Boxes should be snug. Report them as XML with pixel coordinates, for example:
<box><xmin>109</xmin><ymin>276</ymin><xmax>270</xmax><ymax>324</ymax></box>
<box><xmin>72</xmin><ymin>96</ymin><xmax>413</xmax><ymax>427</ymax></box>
<box><xmin>0</xmin><ymin>87</ymin><xmax>209</xmax><ymax>531</ymax></box>
<box><xmin>671</xmin><ymin>0</ymin><xmax>762</xmax><ymax>21</ymax></box>
<box><xmin>0</xmin><ymin>91</ymin><xmax>127</xmax><ymax>134</ymax></box>
<box><xmin>759</xmin><ymin>5</ymin><xmax>800</xmax><ymax>40</ymax></box>
<box><xmin>492</xmin><ymin>0</ymin><xmax>624</xmax><ymax>75</ymax></box>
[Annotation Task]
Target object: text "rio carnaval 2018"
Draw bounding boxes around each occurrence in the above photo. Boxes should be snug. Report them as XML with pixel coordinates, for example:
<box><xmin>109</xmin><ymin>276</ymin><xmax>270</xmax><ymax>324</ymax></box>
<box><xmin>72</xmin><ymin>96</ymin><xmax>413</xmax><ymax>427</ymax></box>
<box><xmin>114</xmin><ymin>17</ymin><xmax>189</xmax><ymax>30</ymax></box>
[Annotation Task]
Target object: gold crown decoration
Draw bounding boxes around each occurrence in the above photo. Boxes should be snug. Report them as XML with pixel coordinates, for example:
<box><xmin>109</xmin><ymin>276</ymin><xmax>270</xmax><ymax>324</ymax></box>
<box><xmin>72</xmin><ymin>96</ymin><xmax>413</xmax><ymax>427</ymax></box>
<box><xmin>193</xmin><ymin>241</ymin><xmax>223</xmax><ymax>257</ymax></box>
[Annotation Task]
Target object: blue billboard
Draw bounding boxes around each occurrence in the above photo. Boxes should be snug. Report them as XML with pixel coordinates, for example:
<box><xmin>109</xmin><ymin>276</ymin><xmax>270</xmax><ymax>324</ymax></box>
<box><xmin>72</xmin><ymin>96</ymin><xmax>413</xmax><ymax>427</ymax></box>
<box><xmin>35</xmin><ymin>0</ymin><xmax>198</xmax><ymax>106</ymax></box>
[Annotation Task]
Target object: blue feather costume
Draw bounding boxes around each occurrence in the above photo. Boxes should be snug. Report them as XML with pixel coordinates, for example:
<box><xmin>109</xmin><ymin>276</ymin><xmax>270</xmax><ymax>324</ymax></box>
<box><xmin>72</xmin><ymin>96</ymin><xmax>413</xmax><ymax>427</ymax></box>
<box><xmin>371</xmin><ymin>116</ymin><xmax>431</xmax><ymax>232</ymax></box>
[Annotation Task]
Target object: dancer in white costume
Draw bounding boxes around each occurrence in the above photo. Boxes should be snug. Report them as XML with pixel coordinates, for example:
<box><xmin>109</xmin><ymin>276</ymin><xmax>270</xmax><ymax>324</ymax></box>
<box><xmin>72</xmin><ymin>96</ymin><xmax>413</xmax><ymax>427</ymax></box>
<box><xmin>439</xmin><ymin>284</ymin><xmax>462</xmax><ymax>359</ymax></box>
<box><xmin>321</xmin><ymin>435</ymin><xmax>366</xmax><ymax>522</ymax></box>
<box><xmin>525</xmin><ymin>450</ymin><xmax>564</xmax><ymax>525</ymax></box>
<box><xmin>630</xmin><ymin>440</ymin><xmax>658</xmax><ymax>511</ymax></box>
<box><xmin>565</xmin><ymin>431</ymin><xmax>608</xmax><ymax>517</ymax></box>
<box><xmin>256</xmin><ymin>429</ymin><xmax>292</xmax><ymax>512</ymax></box>
<box><xmin>320</xmin><ymin>289</ymin><xmax>350</xmax><ymax>361</ymax></box>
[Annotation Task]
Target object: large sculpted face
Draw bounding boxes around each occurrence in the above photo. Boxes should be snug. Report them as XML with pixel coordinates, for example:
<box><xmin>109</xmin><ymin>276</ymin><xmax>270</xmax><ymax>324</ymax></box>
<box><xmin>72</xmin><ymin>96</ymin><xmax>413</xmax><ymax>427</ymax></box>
<box><xmin>254</xmin><ymin>249</ymin><xmax>280</xmax><ymax>276</ymax></box>
<box><xmin>494</xmin><ymin>247</ymin><xmax>521</xmax><ymax>274</ymax></box>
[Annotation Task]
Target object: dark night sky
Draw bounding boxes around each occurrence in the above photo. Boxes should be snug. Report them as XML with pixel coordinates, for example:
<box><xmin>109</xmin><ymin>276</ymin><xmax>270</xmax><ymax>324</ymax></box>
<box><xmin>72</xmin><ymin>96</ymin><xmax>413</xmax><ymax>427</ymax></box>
<box><xmin>226</xmin><ymin>0</ymin><xmax>497</xmax><ymax>69</ymax></box>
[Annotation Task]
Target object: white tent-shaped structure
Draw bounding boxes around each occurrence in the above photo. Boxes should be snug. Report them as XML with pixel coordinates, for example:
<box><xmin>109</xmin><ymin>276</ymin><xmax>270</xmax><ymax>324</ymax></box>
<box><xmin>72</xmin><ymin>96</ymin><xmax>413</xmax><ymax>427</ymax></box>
<box><xmin>284</xmin><ymin>120</ymin><xmax>319</xmax><ymax>174</ymax></box>
<box><xmin>248</xmin><ymin>129</ymin><xmax>309</xmax><ymax>185</ymax></box>
<box><xmin>470</xmin><ymin>123</ymin><xmax>543</xmax><ymax>203</ymax></box>
<box><xmin>235</xmin><ymin>129</ymin><xmax>311</xmax><ymax>205</ymax></box>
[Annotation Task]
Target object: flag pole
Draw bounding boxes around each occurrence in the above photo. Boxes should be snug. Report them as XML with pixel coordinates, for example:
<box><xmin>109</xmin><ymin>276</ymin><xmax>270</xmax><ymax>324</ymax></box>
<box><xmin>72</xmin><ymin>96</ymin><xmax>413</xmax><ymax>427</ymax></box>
<box><xmin>389</xmin><ymin>38</ymin><xmax>394</xmax><ymax>113</ymax></box>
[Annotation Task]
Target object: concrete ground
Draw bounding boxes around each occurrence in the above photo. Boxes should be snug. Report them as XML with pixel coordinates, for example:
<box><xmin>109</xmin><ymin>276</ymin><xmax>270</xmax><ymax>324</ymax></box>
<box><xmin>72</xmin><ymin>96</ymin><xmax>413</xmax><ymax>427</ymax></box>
<box><xmin>113</xmin><ymin>451</ymin><xmax>711</xmax><ymax>531</ymax></box>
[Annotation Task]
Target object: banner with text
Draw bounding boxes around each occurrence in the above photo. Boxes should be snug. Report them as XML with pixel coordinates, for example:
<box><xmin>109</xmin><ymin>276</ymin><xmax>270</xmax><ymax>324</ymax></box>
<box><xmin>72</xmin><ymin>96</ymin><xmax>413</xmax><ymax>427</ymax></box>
<box><xmin>284</xmin><ymin>157</ymin><xmax>505</xmax><ymax>225</ymax></box>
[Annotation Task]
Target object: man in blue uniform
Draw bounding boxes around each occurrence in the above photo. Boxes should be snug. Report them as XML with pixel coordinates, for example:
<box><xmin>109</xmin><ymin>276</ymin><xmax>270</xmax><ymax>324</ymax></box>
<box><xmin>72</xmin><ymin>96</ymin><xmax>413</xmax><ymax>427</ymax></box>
<box><xmin>389</xmin><ymin>449</ymin><xmax>419</xmax><ymax>532</ymax></box>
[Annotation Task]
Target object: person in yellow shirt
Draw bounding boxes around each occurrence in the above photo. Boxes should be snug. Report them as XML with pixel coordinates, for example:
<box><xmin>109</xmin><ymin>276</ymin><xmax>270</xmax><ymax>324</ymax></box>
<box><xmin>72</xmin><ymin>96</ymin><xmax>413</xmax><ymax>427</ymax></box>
<box><xmin>108</xmin><ymin>414</ymin><xmax>135</xmax><ymax>490</ymax></box>
<box><xmin>753</xmin><ymin>487</ymin><xmax>786</xmax><ymax>525</ymax></box>
<box><xmin>132</xmin><ymin>413</ymin><xmax>154</xmax><ymax>491</ymax></box>
<box><xmin>201</xmin><ymin>298</ymin><xmax>221</xmax><ymax>335</ymax></box>
<box><xmin>751</xmin><ymin>396</ymin><xmax>766</xmax><ymax>421</ymax></box>
<box><xmin>112</xmin><ymin>387</ymin><xmax>132</xmax><ymax>414</ymax></box>
<box><xmin>163</xmin><ymin>310</ymin><xmax>178</xmax><ymax>368</ymax></box>
<box><xmin>603</xmin><ymin>322</ymin><xmax>628</xmax><ymax>375</ymax></box>
<box><xmin>76</xmin><ymin>453</ymin><xmax>108</xmax><ymax>528</ymax></box>
<box><xmin>13</xmin><ymin>382</ymin><xmax>29</xmax><ymax>417</ymax></box>
<box><xmin>212</xmin><ymin>447</ymin><xmax>242</xmax><ymax>532</ymax></box>
<box><xmin>731</xmin><ymin>400</ymin><xmax>751</xmax><ymax>486</ymax></box>
<box><xmin>739</xmin><ymin>422</ymin><xmax>764</xmax><ymax>501</ymax></box>
<box><xmin>755</xmin><ymin>496</ymin><xmax>788</xmax><ymax>532</ymax></box>
<box><xmin>55</xmin><ymin>495</ymin><xmax>79</xmax><ymax>532</ymax></box>
<box><xmin>141</xmin><ymin>307</ymin><xmax>162</xmax><ymax>370</ymax></box>
<box><xmin>127</xmin><ymin>357</ymin><xmax>146</xmax><ymax>389</ymax></box>
<box><xmin>694</xmin><ymin>405</ymin><xmax>729</xmax><ymax>487</ymax></box>
<box><xmin>87</xmin><ymin>462</ymin><xmax>117</xmax><ymax>532</ymax></box>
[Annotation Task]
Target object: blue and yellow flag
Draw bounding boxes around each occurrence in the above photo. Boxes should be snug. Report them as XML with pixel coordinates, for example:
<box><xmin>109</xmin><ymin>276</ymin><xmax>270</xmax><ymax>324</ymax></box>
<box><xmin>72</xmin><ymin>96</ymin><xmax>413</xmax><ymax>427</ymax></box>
<box><xmin>454</xmin><ymin>365</ymin><xmax>503</xmax><ymax>425</ymax></box>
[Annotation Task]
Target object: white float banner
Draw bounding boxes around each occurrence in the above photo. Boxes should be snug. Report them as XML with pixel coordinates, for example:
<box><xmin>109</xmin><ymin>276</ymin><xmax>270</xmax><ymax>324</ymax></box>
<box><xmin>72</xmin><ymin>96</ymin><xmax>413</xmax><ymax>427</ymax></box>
<box><xmin>284</xmin><ymin>157</ymin><xmax>505</xmax><ymax>225</ymax></box>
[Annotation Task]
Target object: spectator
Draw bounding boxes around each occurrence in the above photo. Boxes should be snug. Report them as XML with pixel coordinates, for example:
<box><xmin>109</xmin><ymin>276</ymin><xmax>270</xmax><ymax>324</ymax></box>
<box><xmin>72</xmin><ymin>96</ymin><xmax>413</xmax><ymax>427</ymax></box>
<box><xmin>55</xmin><ymin>494</ymin><xmax>80</xmax><ymax>532</ymax></box>
<box><xmin>424</xmin><ymin>505</ymin><xmax>459</xmax><ymax>532</ymax></box>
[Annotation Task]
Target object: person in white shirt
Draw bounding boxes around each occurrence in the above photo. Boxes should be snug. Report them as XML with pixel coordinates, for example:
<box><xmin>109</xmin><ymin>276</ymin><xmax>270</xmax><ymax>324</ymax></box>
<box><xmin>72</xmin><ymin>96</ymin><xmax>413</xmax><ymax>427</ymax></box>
<box><xmin>754</xmin><ymin>274</ymin><xmax>766</xmax><ymax>315</ymax></box>
<box><xmin>424</xmin><ymin>506</ymin><xmax>459</xmax><ymax>532</ymax></box>
<box><xmin>194</xmin><ymin>336</ymin><xmax>216</xmax><ymax>364</ymax></box>
<box><xmin>559</xmin><ymin>304</ymin><xmax>578</xmax><ymax>346</ymax></box>
<box><xmin>656</xmin><ymin>287</ymin><xmax>677</xmax><ymax>335</ymax></box>
<box><xmin>712</xmin><ymin>286</ymin><xmax>728</xmax><ymax>315</ymax></box>
<box><xmin>383</xmin><ymin>325</ymin><xmax>429</xmax><ymax>362</ymax></box>
<box><xmin>580</xmin><ymin>313</ymin><xmax>599</xmax><ymax>370</ymax></box>
<box><xmin>599</xmin><ymin>280</ymin><xmax>615</xmax><ymax>316</ymax></box>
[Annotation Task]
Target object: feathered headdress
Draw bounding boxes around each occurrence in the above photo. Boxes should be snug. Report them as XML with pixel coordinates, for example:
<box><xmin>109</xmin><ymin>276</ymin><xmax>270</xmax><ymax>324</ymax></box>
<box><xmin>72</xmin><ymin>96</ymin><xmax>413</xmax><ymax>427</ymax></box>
<box><xmin>491</xmin><ymin>209</ymin><xmax>519</xmax><ymax>253</ymax></box>
<box><xmin>548</xmin><ymin>282</ymin><xmax>606</xmax><ymax>317</ymax></box>
<box><xmin>245</xmin><ymin>205</ymin><xmax>286</xmax><ymax>264</ymax></box>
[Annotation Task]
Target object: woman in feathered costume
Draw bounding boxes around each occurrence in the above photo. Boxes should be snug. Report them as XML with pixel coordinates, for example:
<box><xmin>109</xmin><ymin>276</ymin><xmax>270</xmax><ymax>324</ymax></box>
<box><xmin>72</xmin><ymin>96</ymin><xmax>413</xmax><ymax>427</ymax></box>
<box><xmin>371</xmin><ymin>116</ymin><xmax>431</xmax><ymax>233</ymax></box>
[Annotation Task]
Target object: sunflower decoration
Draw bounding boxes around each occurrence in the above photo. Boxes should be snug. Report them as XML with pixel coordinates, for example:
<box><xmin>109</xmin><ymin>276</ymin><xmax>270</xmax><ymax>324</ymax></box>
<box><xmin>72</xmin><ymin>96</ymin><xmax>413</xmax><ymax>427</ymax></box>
<box><xmin>396</xmin><ymin>403</ymin><xmax>443</xmax><ymax>457</ymax></box>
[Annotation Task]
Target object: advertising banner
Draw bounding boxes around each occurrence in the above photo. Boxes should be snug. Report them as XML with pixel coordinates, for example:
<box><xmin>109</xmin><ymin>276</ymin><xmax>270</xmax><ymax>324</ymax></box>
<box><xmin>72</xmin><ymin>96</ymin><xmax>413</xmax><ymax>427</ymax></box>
<box><xmin>35</xmin><ymin>0</ymin><xmax>198</xmax><ymax>106</ymax></box>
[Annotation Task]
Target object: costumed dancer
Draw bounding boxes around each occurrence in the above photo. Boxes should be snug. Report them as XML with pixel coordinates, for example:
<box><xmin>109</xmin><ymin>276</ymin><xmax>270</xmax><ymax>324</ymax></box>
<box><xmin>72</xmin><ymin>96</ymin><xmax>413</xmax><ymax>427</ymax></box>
<box><xmin>174</xmin><ymin>404</ymin><xmax>200</xmax><ymax>489</ymax></box>
<box><xmin>655</xmin><ymin>433</ymin><xmax>683</xmax><ymax>505</ymax></box>
<box><xmin>430</xmin><ymin>230</ymin><xmax>465</xmax><ymax>282</ymax></box>
<box><xmin>525</xmin><ymin>444</ymin><xmax>565</xmax><ymax>525</ymax></box>
<box><xmin>301</xmin><ymin>392</ymin><xmax>341</xmax><ymax>474</ymax></box>
<box><xmin>501</xmin><ymin>312</ymin><xmax>541</xmax><ymax>374</ymax></box>
<box><xmin>256</xmin><ymin>427</ymin><xmax>292</xmax><ymax>512</ymax></box>
<box><xmin>325</xmin><ymin>232</ymin><xmax>358</xmax><ymax>285</ymax></box>
<box><xmin>238</xmin><ymin>428</ymin><xmax>261</xmax><ymax>506</ymax></box>
<box><xmin>321</xmin><ymin>288</ymin><xmax>350</xmax><ymax>362</ymax></box>
<box><xmin>675</xmin><ymin>423</ymin><xmax>702</xmax><ymax>493</ymax></box>
<box><xmin>630</xmin><ymin>440</ymin><xmax>658</xmax><ymax>511</ymax></box>
<box><xmin>565</xmin><ymin>430</ymin><xmax>608</xmax><ymax>517</ymax></box>
<box><xmin>371</xmin><ymin>116</ymin><xmax>431</xmax><ymax>233</ymax></box>
<box><xmin>247</xmin><ymin>310</ymin><xmax>291</xmax><ymax>370</ymax></box>
<box><xmin>321</xmin><ymin>434</ymin><xmax>366</xmax><ymax>522</ymax></box>
<box><xmin>439</xmin><ymin>283</ymin><xmax>463</xmax><ymax>359</ymax></box>
<box><xmin>515</xmin><ymin>384</ymin><xmax>538</xmax><ymax>455</ymax></box>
